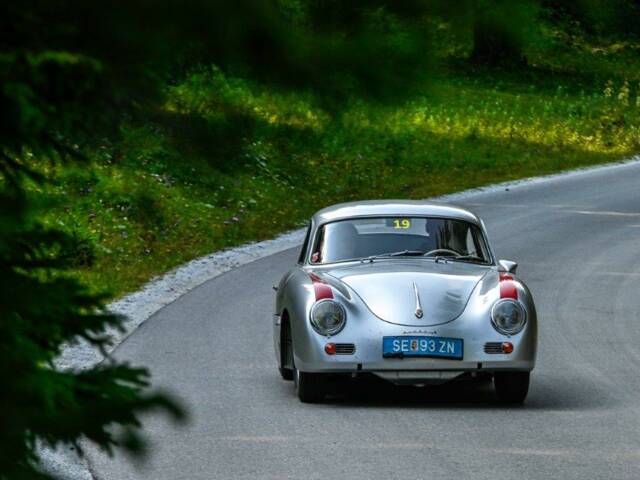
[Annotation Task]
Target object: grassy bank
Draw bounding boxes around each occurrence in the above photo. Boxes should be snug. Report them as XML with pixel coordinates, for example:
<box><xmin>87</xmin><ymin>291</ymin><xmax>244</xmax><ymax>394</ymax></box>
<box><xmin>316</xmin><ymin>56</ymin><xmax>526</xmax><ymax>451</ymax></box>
<box><xmin>30</xmin><ymin>26</ymin><xmax>640</xmax><ymax>297</ymax></box>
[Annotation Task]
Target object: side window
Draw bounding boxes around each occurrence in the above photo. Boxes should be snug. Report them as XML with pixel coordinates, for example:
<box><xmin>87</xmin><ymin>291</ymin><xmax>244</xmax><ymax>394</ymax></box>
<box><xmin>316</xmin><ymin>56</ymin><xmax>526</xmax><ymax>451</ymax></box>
<box><xmin>465</xmin><ymin>228</ymin><xmax>477</xmax><ymax>256</ymax></box>
<box><xmin>471</xmin><ymin>226</ymin><xmax>490</xmax><ymax>261</ymax></box>
<box><xmin>298</xmin><ymin>224</ymin><xmax>312</xmax><ymax>264</ymax></box>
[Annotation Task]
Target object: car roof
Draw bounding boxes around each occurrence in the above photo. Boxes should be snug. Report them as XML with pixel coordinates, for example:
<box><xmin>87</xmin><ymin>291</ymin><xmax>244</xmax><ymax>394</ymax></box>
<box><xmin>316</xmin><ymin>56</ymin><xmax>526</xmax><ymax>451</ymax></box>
<box><xmin>312</xmin><ymin>200</ymin><xmax>482</xmax><ymax>226</ymax></box>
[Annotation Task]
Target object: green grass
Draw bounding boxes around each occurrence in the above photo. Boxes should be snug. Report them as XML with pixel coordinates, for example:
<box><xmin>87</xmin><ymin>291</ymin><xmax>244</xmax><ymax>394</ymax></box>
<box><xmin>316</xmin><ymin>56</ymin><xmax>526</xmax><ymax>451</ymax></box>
<box><xmin>29</xmin><ymin>27</ymin><xmax>640</xmax><ymax>297</ymax></box>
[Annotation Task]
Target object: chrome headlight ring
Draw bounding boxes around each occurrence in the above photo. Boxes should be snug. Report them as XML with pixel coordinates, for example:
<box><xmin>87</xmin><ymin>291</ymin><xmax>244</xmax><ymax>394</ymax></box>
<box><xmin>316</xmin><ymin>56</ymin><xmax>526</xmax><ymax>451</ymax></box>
<box><xmin>309</xmin><ymin>299</ymin><xmax>346</xmax><ymax>336</ymax></box>
<box><xmin>491</xmin><ymin>299</ymin><xmax>527</xmax><ymax>336</ymax></box>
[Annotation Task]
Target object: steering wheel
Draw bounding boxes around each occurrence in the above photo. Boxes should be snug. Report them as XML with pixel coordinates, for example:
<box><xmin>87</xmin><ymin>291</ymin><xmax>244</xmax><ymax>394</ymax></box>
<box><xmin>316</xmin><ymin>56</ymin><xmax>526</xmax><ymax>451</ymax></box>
<box><xmin>424</xmin><ymin>248</ymin><xmax>462</xmax><ymax>257</ymax></box>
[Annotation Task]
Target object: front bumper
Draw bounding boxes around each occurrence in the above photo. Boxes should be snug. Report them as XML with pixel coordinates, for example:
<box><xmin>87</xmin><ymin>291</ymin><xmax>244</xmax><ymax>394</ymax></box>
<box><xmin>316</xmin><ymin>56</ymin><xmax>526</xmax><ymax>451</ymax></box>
<box><xmin>293</xmin><ymin>316</ymin><xmax>537</xmax><ymax>382</ymax></box>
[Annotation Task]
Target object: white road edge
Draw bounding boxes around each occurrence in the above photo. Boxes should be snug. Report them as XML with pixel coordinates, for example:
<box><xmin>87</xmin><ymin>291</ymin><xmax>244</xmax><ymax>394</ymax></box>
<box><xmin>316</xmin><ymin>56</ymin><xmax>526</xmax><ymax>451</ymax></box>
<box><xmin>40</xmin><ymin>156</ymin><xmax>640</xmax><ymax>479</ymax></box>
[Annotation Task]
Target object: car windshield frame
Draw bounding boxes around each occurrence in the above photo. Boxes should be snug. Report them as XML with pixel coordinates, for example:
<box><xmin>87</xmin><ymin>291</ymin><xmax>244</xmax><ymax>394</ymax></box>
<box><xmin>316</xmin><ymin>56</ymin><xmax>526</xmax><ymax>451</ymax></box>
<box><xmin>306</xmin><ymin>215</ymin><xmax>495</xmax><ymax>266</ymax></box>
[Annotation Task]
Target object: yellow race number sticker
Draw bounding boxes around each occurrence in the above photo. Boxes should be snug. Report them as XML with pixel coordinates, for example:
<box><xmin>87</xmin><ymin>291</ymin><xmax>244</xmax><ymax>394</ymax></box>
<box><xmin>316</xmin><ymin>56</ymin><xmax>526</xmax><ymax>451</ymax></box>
<box><xmin>393</xmin><ymin>219</ymin><xmax>411</xmax><ymax>229</ymax></box>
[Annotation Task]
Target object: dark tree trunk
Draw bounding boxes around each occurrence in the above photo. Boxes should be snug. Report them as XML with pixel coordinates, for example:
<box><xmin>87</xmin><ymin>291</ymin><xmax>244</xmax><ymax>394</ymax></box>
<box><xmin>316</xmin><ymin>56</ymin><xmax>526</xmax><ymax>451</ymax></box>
<box><xmin>470</xmin><ymin>17</ymin><xmax>524</xmax><ymax>65</ymax></box>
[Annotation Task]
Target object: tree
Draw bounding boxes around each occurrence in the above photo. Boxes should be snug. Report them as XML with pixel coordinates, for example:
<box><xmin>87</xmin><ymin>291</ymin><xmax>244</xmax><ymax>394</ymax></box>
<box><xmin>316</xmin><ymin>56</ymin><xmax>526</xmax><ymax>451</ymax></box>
<box><xmin>0</xmin><ymin>189</ymin><xmax>185</xmax><ymax>476</ymax></box>
<box><xmin>469</xmin><ymin>0</ymin><xmax>540</xmax><ymax>66</ymax></box>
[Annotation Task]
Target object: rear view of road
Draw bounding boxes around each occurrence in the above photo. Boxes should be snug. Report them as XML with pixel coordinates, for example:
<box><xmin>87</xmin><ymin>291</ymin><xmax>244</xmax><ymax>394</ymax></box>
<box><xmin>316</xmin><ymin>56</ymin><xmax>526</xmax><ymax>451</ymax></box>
<box><xmin>89</xmin><ymin>162</ymin><xmax>640</xmax><ymax>479</ymax></box>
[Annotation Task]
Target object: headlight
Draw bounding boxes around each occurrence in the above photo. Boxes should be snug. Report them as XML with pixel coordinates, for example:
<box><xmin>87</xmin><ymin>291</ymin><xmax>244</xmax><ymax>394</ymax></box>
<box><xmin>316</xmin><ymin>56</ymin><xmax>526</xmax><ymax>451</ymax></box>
<box><xmin>310</xmin><ymin>300</ymin><xmax>346</xmax><ymax>336</ymax></box>
<box><xmin>491</xmin><ymin>299</ymin><xmax>526</xmax><ymax>335</ymax></box>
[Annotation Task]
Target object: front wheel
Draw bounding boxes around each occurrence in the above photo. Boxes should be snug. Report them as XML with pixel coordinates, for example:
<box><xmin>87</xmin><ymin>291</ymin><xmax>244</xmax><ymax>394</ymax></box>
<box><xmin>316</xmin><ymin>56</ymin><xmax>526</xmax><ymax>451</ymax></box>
<box><xmin>293</xmin><ymin>364</ymin><xmax>326</xmax><ymax>403</ymax></box>
<box><xmin>279</xmin><ymin>320</ymin><xmax>294</xmax><ymax>380</ymax></box>
<box><xmin>494</xmin><ymin>371</ymin><xmax>530</xmax><ymax>404</ymax></box>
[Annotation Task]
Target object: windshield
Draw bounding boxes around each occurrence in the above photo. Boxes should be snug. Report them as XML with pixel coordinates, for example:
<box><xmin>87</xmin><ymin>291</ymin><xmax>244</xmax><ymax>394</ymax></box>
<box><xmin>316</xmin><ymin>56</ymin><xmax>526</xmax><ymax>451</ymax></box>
<box><xmin>310</xmin><ymin>216</ymin><xmax>491</xmax><ymax>264</ymax></box>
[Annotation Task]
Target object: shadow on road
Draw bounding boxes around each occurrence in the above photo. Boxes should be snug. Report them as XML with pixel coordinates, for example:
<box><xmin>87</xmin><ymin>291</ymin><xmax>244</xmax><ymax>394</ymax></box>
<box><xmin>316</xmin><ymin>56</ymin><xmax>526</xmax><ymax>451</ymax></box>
<box><xmin>310</xmin><ymin>374</ymin><xmax>611</xmax><ymax>411</ymax></box>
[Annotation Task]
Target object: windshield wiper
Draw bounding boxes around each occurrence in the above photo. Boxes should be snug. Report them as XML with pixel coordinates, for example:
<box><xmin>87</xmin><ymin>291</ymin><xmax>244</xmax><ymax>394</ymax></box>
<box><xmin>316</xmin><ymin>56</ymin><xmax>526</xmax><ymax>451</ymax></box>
<box><xmin>361</xmin><ymin>250</ymin><xmax>426</xmax><ymax>263</ymax></box>
<box><xmin>447</xmin><ymin>255</ymin><xmax>486</xmax><ymax>263</ymax></box>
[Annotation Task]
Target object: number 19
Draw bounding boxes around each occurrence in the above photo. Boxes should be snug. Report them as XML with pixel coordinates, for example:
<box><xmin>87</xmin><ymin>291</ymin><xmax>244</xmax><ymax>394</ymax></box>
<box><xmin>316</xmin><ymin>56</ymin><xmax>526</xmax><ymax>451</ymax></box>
<box><xmin>394</xmin><ymin>219</ymin><xmax>411</xmax><ymax>229</ymax></box>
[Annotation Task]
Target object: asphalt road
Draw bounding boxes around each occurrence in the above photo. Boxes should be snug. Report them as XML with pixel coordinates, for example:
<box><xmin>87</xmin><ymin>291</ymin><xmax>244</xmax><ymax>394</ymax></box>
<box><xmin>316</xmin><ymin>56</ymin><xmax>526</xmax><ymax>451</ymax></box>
<box><xmin>89</xmin><ymin>162</ymin><xmax>640</xmax><ymax>480</ymax></box>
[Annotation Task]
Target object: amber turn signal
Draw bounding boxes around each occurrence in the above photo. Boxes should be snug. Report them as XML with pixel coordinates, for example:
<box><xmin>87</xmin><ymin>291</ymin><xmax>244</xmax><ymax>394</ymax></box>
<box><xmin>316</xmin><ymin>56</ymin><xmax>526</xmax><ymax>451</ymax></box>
<box><xmin>501</xmin><ymin>342</ymin><xmax>514</xmax><ymax>354</ymax></box>
<box><xmin>324</xmin><ymin>343</ymin><xmax>336</xmax><ymax>355</ymax></box>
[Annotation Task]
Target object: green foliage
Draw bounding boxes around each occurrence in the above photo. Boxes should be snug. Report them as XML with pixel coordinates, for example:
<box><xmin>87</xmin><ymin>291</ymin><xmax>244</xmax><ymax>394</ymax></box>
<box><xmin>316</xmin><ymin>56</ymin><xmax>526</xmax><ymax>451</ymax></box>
<box><xmin>0</xmin><ymin>189</ymin><xmax>187</xmax><ymax>478</ymax></box>
<box><xmin>543</xmin><ymin>0</ymin><xmax>640</xmax><ymax>37</ymax></box>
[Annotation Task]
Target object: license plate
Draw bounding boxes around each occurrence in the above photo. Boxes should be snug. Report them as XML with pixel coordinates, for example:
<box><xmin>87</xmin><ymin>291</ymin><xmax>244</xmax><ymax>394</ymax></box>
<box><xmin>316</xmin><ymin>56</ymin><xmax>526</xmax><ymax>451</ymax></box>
<box><xmin>382</xmin><ymin>336</ymin><xmax>463</xmax><ymax>360</ymax></box>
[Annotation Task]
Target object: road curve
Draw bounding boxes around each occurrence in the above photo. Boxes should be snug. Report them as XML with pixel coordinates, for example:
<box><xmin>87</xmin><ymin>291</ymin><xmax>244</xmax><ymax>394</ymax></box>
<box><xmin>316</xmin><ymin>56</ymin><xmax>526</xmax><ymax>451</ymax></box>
<box><xmin>89</xmin><ymin>162</ymin><xmax>640</xmax><ymax>480</ymax></box>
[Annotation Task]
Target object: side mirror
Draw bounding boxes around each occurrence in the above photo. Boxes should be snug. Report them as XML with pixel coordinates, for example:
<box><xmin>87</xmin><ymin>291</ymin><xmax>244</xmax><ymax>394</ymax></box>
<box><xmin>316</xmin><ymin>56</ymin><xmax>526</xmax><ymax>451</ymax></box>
<box><xmin>498</xmin><ymin>259</ymin><xmax>518</xmax><ymax>274</ymax></box>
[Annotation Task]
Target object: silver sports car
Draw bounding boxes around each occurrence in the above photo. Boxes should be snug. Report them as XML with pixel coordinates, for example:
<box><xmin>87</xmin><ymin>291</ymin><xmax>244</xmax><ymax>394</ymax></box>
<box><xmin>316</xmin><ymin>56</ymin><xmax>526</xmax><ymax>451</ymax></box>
<box><xmin>273</xmin><ymin>201</ymin><xmax>537</xmax><ymax>404</ymax></box>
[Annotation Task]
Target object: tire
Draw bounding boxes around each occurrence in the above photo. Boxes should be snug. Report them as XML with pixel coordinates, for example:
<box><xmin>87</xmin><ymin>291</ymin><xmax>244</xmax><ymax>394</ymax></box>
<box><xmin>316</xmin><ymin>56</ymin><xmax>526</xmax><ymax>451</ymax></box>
<box><xmin>494</xmin><ymin>371</ymin><xmax>530</xmax><ymax>404</ymax></box>
<box><xmin>279</xmin><ymin>319</ymin><xmax>294</xmax><ymax>381</ymax></box>
<box><xmin>293</xmin><ymin>364</ymin><xmax>326</xmax><ymax>403</ymax></box>
<box><xmin>279</xmin><ymin>367</ymin><xmax>293</xmax><ymax>381</ymax></box>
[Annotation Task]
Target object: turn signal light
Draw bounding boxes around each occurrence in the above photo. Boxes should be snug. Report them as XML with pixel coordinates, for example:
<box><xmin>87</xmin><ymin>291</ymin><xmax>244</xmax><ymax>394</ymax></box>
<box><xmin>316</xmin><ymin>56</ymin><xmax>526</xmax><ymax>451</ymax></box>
<box><xmin>501</xmin><ymin>342</ymin><xmax>514</xmax><ymax>354</ymax></box>
<box><xmin>325</xmin><ymin>343</ymin><xmax>336</xmax><ymax>355</ymax></box>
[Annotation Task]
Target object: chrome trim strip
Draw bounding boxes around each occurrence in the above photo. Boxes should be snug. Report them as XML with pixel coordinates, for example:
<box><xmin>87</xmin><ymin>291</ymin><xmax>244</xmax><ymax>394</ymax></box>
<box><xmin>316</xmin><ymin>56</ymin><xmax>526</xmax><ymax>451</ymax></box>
<box><xmin>413</xmin><ymin>282</ymin><xmax>424</xmax><ymax>318</ymax></box>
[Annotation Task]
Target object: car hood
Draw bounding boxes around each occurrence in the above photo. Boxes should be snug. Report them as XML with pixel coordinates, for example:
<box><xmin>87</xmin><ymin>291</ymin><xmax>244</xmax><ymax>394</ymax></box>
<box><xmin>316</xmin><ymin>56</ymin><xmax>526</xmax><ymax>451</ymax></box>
<box><xmin>325</xmin><ymin>260</ymin><xmax>489</xmax><ymax>326</ymax></box>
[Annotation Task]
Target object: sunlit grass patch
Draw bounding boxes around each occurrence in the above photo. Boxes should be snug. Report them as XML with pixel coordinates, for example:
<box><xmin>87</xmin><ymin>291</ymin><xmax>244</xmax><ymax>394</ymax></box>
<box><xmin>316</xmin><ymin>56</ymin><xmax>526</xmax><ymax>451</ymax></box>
<box><xmin>344</xmin><ymin>78</ymin><xmax>640</xmax><ymax>156</ymax></box>
<box><xmin>167</xmin><ymin>67</ymin><xmax>329</xmax><ymax>131</ymax></box>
